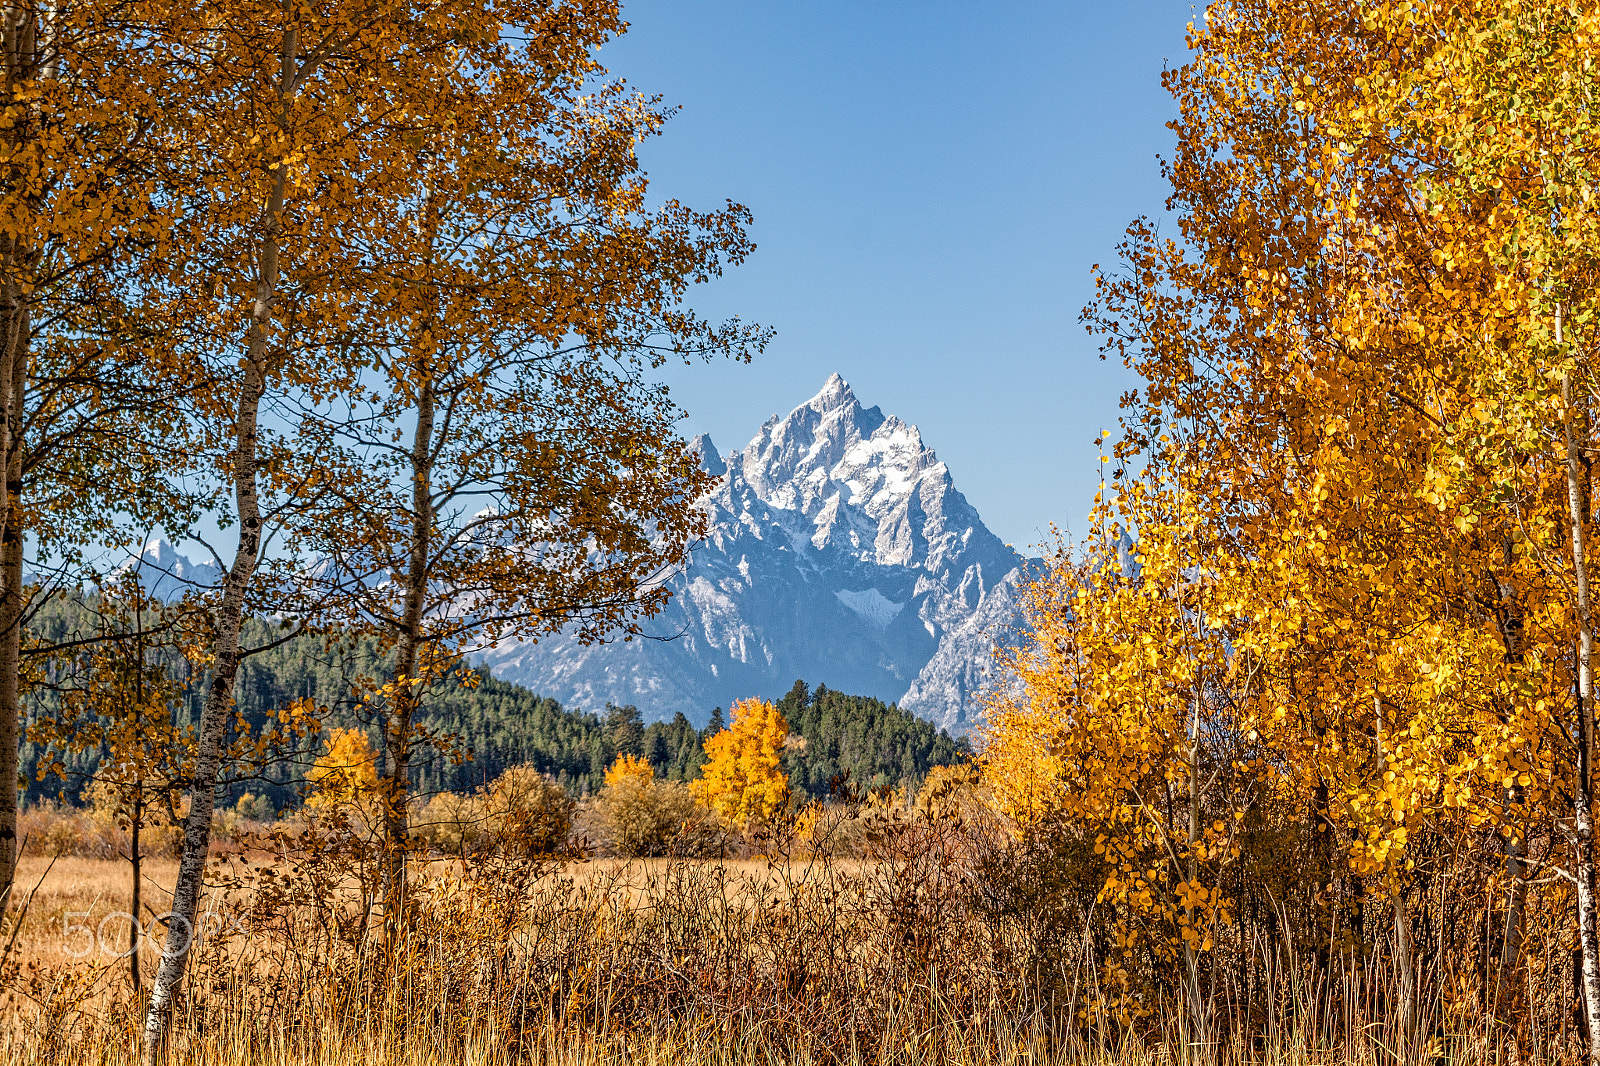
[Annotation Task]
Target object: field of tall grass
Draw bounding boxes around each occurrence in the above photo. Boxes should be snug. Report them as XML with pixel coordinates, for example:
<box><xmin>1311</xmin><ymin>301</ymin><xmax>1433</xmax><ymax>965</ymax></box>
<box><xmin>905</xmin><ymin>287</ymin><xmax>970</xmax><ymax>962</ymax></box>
<box><xmin>0</xmin><ymin>797</ymin><xmax>1577</xmax><ymax>1066</ymax></box>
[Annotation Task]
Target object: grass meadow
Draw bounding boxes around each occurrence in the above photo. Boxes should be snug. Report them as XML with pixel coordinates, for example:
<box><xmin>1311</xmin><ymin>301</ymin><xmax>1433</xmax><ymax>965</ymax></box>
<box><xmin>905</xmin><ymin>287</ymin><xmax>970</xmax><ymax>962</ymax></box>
<box><xmin>0</xmin><ymin>799</ymin><xmax>1570</xmax><ymax>1066</ymax></box>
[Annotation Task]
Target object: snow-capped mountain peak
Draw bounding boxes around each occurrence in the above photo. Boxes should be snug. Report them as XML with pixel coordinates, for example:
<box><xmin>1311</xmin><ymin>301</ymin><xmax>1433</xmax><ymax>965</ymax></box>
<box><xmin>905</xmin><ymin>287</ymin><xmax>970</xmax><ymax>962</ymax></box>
<box><xmin>688</xmin><ymin>432</ymin><xmax>727</xmax><ymax>478</ymax></box>
<box><xmin>94</xmin><ymin>380</ymin><xmax>1030</xmax><ymax>734</ymax></box>
<box><xmin>111</xmin><ymin>536</ymin><xmax>222</xmax><ymax>600</ymax></box>
<box><xmin>808</xmin><ymin>371</ymin><xmax>855</xmax><ymax>411</ymax></box>
<box><xmin>482</xmin><ymin>375</ymin><xmax>1030</xmax><ymax>733</ymax></box>
<box><xmin>721</xmin><ymin>376</ymin><xmax>1005</xmax><ymax>583</ymax></box>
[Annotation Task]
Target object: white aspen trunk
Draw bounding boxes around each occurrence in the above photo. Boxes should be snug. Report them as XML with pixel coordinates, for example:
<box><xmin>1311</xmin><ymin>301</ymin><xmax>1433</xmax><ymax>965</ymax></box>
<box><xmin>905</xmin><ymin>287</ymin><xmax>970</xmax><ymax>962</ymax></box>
<box><xmin>1183</xmin><ymin>683</ymin><xmax>1206</xmax><ymax>1038</ymax></box>
<box><xmin>141</xmin><ymin>31</ymin><xmax>298</xmax><ymax>1065</ymax></box>
<box><xmin>0</xmin><ymin>289</ymin><xmax>23</xmax><ymax>916</ymax></box>
<box><xmin>1394</xmin><ymin>879</ymin><xmax>1414</xmax><ymax>1035</ymax></box>
<box><xmin>1377</xmin><ymin>693</ymin><xmax>1415</xmax><ymax>1035</ymax></box>
<box><xmin>1500</xmin><ymin>810</ymin><xmax>1525</xmax><ymax>1007</ymax></box>
<box><xmin>140</xmin><ymin>332</ymin><xmax>268</xmax><ymax>1066</ymax></box>
<box><xmin>0</xmin><ymin>2</ymin><xmax>41</xmax><ymax>920</ymax></box>
<box><xmin>382</xmin><ymin>376</ymin><xmax>434</xmax><ymax>936</ymax></box>
<box><xmin>1561</xmin><ymin>325</ymin><xmax>1600</xmax><ymax>1066</ymax></box>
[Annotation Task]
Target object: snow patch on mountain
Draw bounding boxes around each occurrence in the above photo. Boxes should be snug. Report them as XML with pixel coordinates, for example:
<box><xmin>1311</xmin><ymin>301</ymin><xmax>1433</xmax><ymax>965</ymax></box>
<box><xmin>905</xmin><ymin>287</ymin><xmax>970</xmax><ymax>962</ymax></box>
<box><xmin>834</xmin><ymin>587</ymin><xmax>904</xmax><ymax>629</ymax></box>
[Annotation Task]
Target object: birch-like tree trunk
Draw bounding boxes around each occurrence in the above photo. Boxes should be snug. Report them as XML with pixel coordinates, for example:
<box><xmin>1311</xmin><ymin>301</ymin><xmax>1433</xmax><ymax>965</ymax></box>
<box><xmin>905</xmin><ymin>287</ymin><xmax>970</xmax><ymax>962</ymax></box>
<box><xmin>0</xmin><ymin>289</ymin><xmax>24</xmax><ymax>915</ymax></box>
<box><xmin>1500</xmin><ymin>812</ymin><xmax>1525</xmax><ymax>1007</ymax></box>
<box><xmin>141</xmin><ymin>33</ymin><xmax>297</xmax><ymax>1065</ymax></box>
<box><xmin>1393</xmin><ymin>880</ymin><xmax>1415</xmax><ymax>1035</ymax></box>
<box><xmin>1377</xmin><ymin>694</ymin><xmax>1415</xmax><ymax>1035</ymax></box>
<box><xmin>0</xmin><ymin>3</ymin><xmax>41</xmax><ymax>920</ymax></box>
<box><xmin>139</xmin><ymin>340</ymin><xmax>268</xmax><ymax>1066</ymax></box>
<box><xmin>1561</xmin><ymin>346</ymin><xmax>1600</xmax><ymax>1066</ymax></box>
<box><xmin>381</xmin><ymin>376</ymin><xmax>434</xmax><ymax>935</ymax></box>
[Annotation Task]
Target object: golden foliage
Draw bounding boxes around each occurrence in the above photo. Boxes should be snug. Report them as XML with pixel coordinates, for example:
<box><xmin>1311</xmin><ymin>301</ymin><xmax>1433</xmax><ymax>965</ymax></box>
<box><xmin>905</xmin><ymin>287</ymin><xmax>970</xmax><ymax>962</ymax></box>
<box><xmin>5</xmin><ymin>0</ymin><xmax>769</xmax><ymax>1045</ymax></box>
<box><xmin>413</xmin><ymin>790</ymin><xmax>487</xmax><ymax>857</ymax></box>
<box><xmin>306</xmin><ymin>729</ymin><xmax>381</xmax><ymax>816</ymax></box>
<box><xmin>983</xmin><ymin>0</ymin><xmax>1600</xmax><ymax>1023</ymax></box>
<box><xmin>604</xmin><ymin>754</ymin><xmax>655</xmax><ymax>790</ymax></box>
<box><xmin>412</xmin><ymin>766</ymin><xmax>574</xmax><ymax>858</ymax></box>
<box><xmin>914</xmin><ymin>762</ymin><xmax>983</xmax><ymax>822</ymax></box>
<box><xmin>691</xmin><ymin>698</ymin><xmax>790</xmax><ymax>828</ymax></box>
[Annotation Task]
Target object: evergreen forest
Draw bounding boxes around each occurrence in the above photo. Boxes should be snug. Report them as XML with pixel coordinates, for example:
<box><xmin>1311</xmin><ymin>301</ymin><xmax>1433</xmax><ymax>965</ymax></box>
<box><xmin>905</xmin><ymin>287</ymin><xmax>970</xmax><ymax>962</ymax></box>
<box><xmin>22</xmin><ymin>593</ymin><xmax>963</xmax><ymax>810</ymax></box>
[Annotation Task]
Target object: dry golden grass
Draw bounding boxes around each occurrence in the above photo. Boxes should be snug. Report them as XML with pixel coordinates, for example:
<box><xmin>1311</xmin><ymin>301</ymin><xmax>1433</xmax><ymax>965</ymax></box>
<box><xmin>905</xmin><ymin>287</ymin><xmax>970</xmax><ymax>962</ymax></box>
<box><xmin>0</xmin><ymin>838</ymin><xmax>1559</xmax><ymax>1066</ymax></box>
<box><xmin>1</xmin><ymin>849</ymin><xmax>964</xmax><ymax>1066</ymax></box>
<box><xmin>551</xmin><ymin>854</ymin><xmax>866</xmax><ymax>892</ymax></box>
<box><xmin>4</xmin><ymin>854</ymin><xmax>853</xmax><ymax>985</ymax></box>
<box><xmin>8</xmin><ymin>856</ymin><xmax>178</xmax><ymax>973</ymax></box>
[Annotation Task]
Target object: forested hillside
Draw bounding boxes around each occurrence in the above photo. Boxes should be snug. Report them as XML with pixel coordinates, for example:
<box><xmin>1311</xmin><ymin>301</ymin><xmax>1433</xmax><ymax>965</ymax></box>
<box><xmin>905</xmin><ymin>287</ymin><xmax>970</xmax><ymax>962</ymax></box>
<box><xmin>774</xmin><ymin>680</ymin><xmax>966</xmax><ymax>798</ymax></box>
<box><xmin>23</xmin><ymin>594</ymin><xmax>964</xmax><ymax>807</ymax></box>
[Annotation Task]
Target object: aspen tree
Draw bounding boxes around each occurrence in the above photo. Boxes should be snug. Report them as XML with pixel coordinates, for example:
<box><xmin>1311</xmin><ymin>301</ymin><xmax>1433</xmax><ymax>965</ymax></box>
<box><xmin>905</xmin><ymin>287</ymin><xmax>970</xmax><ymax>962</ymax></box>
<box><xmin>1067</xmin><ymin>0</ymin><xmax>1498</xmax><ymax>980</ymax></box>
<box><xmin>306</xmin><ymin>728</ymin><xmax>381</xmax><ymax>814</ymax></box>
<box><xmin>286</xmin><ymin>0</ymin><xmax>765</xmax><ymax>930</ymax></box>
<box><xmin>693</xmin><ymin>698</ymin><xmax>789</xmax><ymax>828</ymax></box>
<box><xmin>1350</xmin><ymin>2</ymin><xmax>1600</xmax><ymax>1051</ymax></box>
<box><xmin>26</xmin><ymin>576</ymin><xmax>316</xmax><ymax>994</ymax></box>
<box><xmin>26</xmin><ymin>577</ymin><xmax>201</xmax><ymax>995</ymax></box>
<box><xmin>135</xmin><ymin>4</ymin><xmax>512</xmax><ymax>1059</ymax></box>
<box><xmin>994</xmin><ymin>0</ymin><xmax>1578</xmax><ymax>1014</ymax></box>
<box><xmin>981</xmin><ymin>494</ymin><xmax>1251</xmax><ymax>1024</ymax></box>
<box><xmin>0</xmin><ymin>1</ymin><xmax>202</xmax><ymax>912</ymax></box>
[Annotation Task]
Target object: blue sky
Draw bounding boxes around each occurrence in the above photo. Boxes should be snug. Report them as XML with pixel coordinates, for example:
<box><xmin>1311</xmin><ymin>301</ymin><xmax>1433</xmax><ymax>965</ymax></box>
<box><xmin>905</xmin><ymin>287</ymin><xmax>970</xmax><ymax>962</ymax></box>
<box><xmin>604</xmin><ymin>1</ymin><xmax>1199</xmax><ymax>550</ymax></box>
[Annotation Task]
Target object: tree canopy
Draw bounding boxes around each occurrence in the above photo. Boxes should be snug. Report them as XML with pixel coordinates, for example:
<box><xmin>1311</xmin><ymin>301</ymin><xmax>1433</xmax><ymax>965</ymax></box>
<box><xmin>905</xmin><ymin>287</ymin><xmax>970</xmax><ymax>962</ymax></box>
<box><xmin>982</xmin><ymin>0</ymin><xmax>1600</xmax><ymax>1039</ymax></box>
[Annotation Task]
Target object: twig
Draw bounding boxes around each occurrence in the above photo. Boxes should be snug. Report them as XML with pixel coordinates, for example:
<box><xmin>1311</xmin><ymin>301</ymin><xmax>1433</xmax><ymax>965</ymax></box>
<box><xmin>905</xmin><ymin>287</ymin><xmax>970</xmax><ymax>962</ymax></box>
<box><xmin>0</xmin><ymin>837</ymin><xmax>55</xmax><ymax>970</ymax></box>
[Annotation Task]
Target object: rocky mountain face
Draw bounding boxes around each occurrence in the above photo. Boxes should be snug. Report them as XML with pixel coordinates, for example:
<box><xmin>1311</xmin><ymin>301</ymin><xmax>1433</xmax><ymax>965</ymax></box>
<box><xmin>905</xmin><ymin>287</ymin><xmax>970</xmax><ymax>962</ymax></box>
<box><xmin>478</xmin><ymin>375</ymin><xmax>1029</xmax><ymax>733</ymax></box>
<box><xmin>109</xmin><ymin>377</ymin><xmax>1032</xmax><ymax>734</ymax></box>
<box><xmin>896</xmin><ymin>562</ymin><xmax>1038</xmax><ymax>729</ymax></box>
<box><xmin>114</xmin><ymin>537</ymin><xmax>223</xmax><ymax>601</ymax></box>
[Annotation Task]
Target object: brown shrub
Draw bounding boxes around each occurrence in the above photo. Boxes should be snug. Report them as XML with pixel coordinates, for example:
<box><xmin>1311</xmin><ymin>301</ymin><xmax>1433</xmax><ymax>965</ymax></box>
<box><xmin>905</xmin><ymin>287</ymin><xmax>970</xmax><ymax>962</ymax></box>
<box><xmin>413</xmin><ymin>765</ymin><xmax>575</xmax><ymax>858</ymax></box>
<box><xmin>413</xmin><ymin>789</ymin><xmax>488</xmax><ymax>856</ymax></box>
<box><xmin>596</xmin><ymin>771</ymin><xmax>718</xmax><ymax>857</ymax></box>
<box><xmin>484</xmin><ymin>765</ymin><xmax>575</xmax><ymax>857</ymax></box>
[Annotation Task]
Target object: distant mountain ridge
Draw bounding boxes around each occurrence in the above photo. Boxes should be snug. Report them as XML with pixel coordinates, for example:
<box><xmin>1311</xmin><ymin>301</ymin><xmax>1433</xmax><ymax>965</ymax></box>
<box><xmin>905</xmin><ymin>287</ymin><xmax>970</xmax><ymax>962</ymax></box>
<box><xmin>20</xmin><ymin>597</ymin><xmax>966</xmax><ymax>807</ymax></box>
<box><xmin>479</xmin><ymin>375</ymin><xmax>1032</xmax><ymax>733</ymax></box>
<box><xmin>110</xmin><ymin>376</ymin><xmax>1033</xmax><ymax>734</ymax></box>
<box><xmin>114</xmin><ymin>537</ymin><xmax>223</xmax><ymax>601</ymax></box>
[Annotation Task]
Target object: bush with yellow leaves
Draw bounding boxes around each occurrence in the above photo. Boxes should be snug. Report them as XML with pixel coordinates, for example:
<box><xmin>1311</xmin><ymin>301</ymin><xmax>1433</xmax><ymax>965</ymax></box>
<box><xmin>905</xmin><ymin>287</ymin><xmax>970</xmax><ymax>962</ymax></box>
<box><xmin>596</xmin><ymin>754</ymin><xmax>714</xmax><ymax>857</ymax></box>
<box><xmin>413</xmin><ymin>789</ymin><xmax>488</xmax><ymax>856</ymax></box>
<box><xmin>86</xmin><ymin>777</ymin><xmax>185</xmax><ymax>858</ymax></box>
<box><xmin>914</xmin><ymin>762</ymin><xmax>984</xmax><ymax>822</ymax></box>
<box><xmin>413</xmin><ymin>764</ymin><xmax>574</xmax><ymax>858</ymax></box>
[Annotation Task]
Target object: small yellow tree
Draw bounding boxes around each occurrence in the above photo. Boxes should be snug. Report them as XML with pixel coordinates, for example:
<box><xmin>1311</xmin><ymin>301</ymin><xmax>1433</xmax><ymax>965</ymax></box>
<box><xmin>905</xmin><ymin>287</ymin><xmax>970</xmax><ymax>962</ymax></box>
<box><xmin>691</xmin><ymin>698</ymin><xmax>789</xmax><ymax>828</ymax></box>
<box><xmin>606</xmin><ymin>754</ymin><xmax>655</xmax><ymax>790</ymax></box>
<box><xmin>307</xmin><ymin>729</ymin><xmax>381</xmax><ymax>816</ymax></box>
